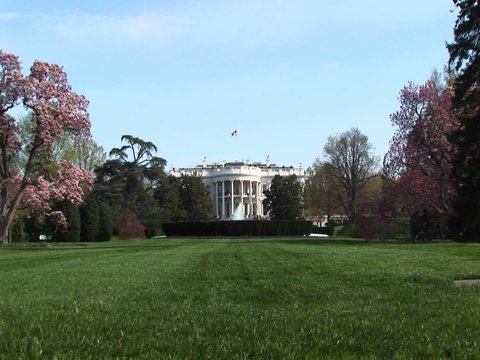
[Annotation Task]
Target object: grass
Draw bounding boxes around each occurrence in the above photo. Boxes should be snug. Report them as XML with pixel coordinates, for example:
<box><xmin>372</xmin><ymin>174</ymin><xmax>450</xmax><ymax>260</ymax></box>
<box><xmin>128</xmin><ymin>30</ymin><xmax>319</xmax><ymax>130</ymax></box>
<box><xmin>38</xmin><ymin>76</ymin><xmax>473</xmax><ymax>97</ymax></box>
<box><xmin>0</xmin><ymin>237</ymin><xmax>480</xmax><ymax>359</ymax></box>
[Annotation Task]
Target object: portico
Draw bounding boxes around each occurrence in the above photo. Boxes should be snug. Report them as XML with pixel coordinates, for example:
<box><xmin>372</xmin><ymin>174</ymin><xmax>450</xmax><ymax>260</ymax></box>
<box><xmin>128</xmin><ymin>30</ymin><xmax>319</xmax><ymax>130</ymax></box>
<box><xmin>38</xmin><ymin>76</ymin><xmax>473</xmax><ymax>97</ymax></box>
<box><xmin>213</xmin><ymin>179</ymin><xmax>262</xmax><ymax>219</ymax></box>
<box><xmin>170</xmin><ymin>159</ymin><xmax>305</xmax><ymax>220</ymax></box>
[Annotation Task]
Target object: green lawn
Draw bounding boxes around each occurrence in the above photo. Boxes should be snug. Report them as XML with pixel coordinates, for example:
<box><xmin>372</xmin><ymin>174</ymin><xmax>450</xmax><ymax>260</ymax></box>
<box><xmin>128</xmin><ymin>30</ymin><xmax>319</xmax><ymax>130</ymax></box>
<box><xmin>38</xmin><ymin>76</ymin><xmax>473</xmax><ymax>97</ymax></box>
<box><xmin>0</xmin><ymin>238</ymin><xmax>479</xmax><ymax>359</ymax></box>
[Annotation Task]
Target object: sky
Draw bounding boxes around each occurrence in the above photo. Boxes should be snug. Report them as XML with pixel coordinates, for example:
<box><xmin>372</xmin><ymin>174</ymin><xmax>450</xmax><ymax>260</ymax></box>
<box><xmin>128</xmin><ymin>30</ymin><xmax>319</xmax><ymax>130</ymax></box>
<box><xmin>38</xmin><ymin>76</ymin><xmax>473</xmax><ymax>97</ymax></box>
<box><xmin>1</xmin><ymin>0</ymin><xmax>456</xmax><ymax>169</ymax></box>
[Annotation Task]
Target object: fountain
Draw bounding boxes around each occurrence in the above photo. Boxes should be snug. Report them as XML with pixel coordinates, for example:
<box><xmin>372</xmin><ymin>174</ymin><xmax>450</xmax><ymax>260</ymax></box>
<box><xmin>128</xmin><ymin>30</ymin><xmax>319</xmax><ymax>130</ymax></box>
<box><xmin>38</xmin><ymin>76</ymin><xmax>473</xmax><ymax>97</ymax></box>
<box><xmin>232</xmin><ymin>203</ymin><xmax>245</xmax><ymax>220</ymax></box>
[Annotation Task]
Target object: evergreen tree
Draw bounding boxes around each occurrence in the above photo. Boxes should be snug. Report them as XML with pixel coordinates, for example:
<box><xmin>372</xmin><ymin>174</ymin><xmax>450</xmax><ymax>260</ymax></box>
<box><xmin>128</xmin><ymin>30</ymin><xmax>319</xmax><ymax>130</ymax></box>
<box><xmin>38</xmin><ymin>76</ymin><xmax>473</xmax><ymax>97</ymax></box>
<box><xmin>263</xmin><ymin>175</ymin><xmax>304</xmax><ymax>220</ymax></box>
<box><xmin>448</xmin><ymin>0</ymin><xmax>480</xmax><ymax>241</ymax></box>
<box><xmin>178</xmin><ymin>175</ymin><xmax>213</xmax><ymax>221</ymax></box>
<box><xmin>52</xmin><ymin>201</ymin><xmax>81</xmax><ymax>242</ymax></box>
<box><xmin>155</xmin><ymin>176</ymin><xmax>185</xmax><ymax>222</ymax></box>
<box><xmin>98</xmin><ymin>202</ymin><xmax>113</xmax><ymax>241</ymax></box>
<box><xmin>81</xmin><ymin>200</ymin><xmax>100</xmax><ymax>242</ymax></box>
<box><xmin>92</xmin><ymin>135</ymin><xmax>166</xmax><ymax>228</ymax></box>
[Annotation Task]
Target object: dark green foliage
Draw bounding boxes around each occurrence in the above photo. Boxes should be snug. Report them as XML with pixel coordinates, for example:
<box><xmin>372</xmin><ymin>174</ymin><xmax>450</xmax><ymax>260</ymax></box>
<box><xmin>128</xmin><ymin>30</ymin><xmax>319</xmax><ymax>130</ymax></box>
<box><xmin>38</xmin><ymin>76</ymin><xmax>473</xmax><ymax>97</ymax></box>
<box><xmin>144</xmin><ymin>227</ymin><xmax>165</xmax><ymax>238</ymax></box>
<box><xmin>340</xmin><ymin>217</ymin><xmax>411</xmax><ymax>241</ymax></box>
<box><xmin>97</xmin><ymin>202</ymin><xmax>113</xmax><ymax>241</ymax></box>
<box><xmin>10</xmin><ymin>216</ymin><xmax>27</xmax><ymax>243</ymax></box>
<box><xmin>448</xmin><ymin>0</ymin><xmax>480</xmax><ymax>241</ymax></box>
<box><xmin>410</xmin><ymin>209</ymin><xmax>448</xmax><ymax>241</ymax></box>
<box><xmin>263</xmin><ymin>175</ymin><xmax>304</xmax><ymax>220</ymax></box>
<box><xmin>24</xmin><ymin>215</ymin><xmax>49</xmax><ymax>242</ymax></box>
<box><xmin>81</xmin><ymin>200</ymin><xmax>100</xmax><ymax>242</ymax></box>
<box><xmin>178</xmin><ymin>175</ymin><xmax>213</xmax><ymax>222</ymax></box>
<box><xmin>91</xmin><ymin>135</ymin><xmax>167</xmax><ymax>228</ymax></box>
<box><xmin>154</xmin><ymin>176</ymin><xmax>184</xmax><ymax>222</ymax></box>
<box><xmin>117</xmin><ymin>209</ymin><xmax>145</xmax><ymax>240</ymax></box>
<box><xmin>162</xmin><ymin>220</ymin><xmax>313</xmax><ymax>237</ymax></box>
<box><xmin>52</xmin><ymin>201</ymin><xmax>81</xmax><ymax>242</ymax></box>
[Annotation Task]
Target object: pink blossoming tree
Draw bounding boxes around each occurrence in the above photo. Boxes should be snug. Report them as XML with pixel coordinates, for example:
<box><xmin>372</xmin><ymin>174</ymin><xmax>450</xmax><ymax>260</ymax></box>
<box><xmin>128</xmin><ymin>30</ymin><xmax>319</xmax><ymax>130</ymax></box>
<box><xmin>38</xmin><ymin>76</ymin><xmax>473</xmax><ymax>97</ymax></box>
<box><xmin>383</xmin><ymin>79</ymin><xmax>460</xmax><ymax>217</ymax></box>
<box><xmin>0</xmin><ymin>49</ymin><xmax>93</xmax><ymax>243</ymax></box>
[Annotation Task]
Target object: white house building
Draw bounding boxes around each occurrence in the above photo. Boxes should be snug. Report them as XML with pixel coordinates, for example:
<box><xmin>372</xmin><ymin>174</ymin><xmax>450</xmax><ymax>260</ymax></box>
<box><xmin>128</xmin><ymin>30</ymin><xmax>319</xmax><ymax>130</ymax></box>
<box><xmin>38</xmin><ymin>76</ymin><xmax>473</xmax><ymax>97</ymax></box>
<box><xmin>170</xmin><ymin>158</ymin><xmax>305</xmax><ymax>220</ymax></box>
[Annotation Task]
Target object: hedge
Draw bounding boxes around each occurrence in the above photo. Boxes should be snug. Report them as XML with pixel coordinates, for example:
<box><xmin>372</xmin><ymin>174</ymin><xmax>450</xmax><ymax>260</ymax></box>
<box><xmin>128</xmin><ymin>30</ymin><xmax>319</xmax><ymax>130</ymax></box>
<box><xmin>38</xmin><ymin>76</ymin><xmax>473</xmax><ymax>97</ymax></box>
<box><xmin>145</xmin><ymin>227</ymin><xmax>165</xmax><ymax>238</ymax></box>
<box><xmin>162</xmin><ymin>220</ymin><xmax>313</xmax><ymax>237</ymax></box>
<box><xmin>311</xmin><ymin>225</ymin><xmax>334</xmax><ymax>236</ymax></box>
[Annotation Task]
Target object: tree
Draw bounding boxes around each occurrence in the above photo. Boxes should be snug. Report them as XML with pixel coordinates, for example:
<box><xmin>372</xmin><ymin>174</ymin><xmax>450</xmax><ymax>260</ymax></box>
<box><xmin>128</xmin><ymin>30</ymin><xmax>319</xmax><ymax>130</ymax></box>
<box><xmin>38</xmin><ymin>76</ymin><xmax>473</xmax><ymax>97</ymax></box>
<box><xmin>263</xmin><ymin>174</ymin><xmax>304</xmax><ymax>220</ymax></box>
<box><xmin>177</xmin><ymin>175</ymin><xmax>213</xmax><ymax>222</ymax></box>
<box><xmin>383</xmin><ymin>79</ymin><xmax>459</xmax><ymax>218</ymax></box>
<box><xmin>0</xmin><ymin>50</ymin><xmax>92</xmax><ymax>243</ymax></box>
<box><xmin>97</xmin><ymin>202</ymin><xmax>113</xmax><ymax>241</ymax></box>
<box><xmin>322</xmin><ymin>127</ymin><xmax>379</xmax><ymax>224</ymax></box>
<box><xmin>52</xmin><ymin>201</ymin><xmax>81</xmax><ymax>242</ymax></box>
<box><xmin>447</xmin><ymin>0</ymin><xmax>480</xmax><ymax>241</ymax></box>
<box><xmin>154</xmin><ymin>175</ymin><xmax>184</xmax><ymax>222</ymax></box>
<box><xmin>92</xmin><ymin>135</ymin><xmax>167</xmax><ymax>228</ymax></box>
<box><xmin>80</xmin><ymin>199</ymin><xmax>100</xmax><ymax>242</ymax></box>
<box><xmin>17</xmin><ymin>115</ymin><xmax>106</xmax><ymax>174</ymax></box>
<box><xmin>304</xmin><ymin>163</ymin><xmax>344</xmax><ymax>224</ymax></box>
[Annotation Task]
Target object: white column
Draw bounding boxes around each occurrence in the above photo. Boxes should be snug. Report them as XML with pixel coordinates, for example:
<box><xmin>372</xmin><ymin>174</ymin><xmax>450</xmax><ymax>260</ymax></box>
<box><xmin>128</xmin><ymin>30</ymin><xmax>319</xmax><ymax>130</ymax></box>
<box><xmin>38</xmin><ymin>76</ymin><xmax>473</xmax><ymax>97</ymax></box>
<box><xmin>258</xmin><ymin>182</ymin><xmax>262</xmax><ymax>217</ymax></box>
<box><xmin>222</xmin><ymin>181</ymin><xmax>225</xmax><ymax>219</ymax></box>
<box><xmin>231</xmin><ymin>180</ymin><xmax>234</xmax><ymax>217</ymax></box>
<box><xmin>249</xmin><ymin>181</ymin><xmax>253</xmax><ymax>219</ymax></box>
<box><xmin>240</xmin><ymin>180</ymin><xmax>244</xmax><ymax>217</ymax></box>
<box><xmin>215</xmin><ymin>182</ymin><xmax>219</xmax><ymax>219</ymax></box>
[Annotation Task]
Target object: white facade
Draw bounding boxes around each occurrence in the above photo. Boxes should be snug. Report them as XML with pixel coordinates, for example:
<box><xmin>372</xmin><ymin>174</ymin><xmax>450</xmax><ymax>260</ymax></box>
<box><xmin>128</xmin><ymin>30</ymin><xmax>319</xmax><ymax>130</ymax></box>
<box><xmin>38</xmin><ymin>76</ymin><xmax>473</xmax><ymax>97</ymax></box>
<box><xmin>170</xmin><ymin>159</ymin><xmax>305</xmax><ymax>220</ymax></box>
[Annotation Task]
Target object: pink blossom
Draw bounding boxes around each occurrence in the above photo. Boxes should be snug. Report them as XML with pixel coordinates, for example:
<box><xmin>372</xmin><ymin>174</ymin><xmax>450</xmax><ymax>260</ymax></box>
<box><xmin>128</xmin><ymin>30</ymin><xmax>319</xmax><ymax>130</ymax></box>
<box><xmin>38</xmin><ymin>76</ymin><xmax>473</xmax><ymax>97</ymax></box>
<box><xmin>0</xmin><ymin>50</ymin><xmax>93</xmax><ymax>241</ymax></box>
<box><xmin>383</xmin><ymin>80</ymin><xmax>460</xmax><ymax>215</ymax></box>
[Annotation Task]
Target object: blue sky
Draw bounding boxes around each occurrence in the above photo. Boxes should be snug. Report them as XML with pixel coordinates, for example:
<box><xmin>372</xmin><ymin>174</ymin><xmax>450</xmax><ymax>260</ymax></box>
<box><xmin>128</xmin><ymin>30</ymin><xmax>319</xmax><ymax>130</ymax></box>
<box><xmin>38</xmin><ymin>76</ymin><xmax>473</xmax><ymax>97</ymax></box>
<box><xmin>1</xmin><ymin>0</ymin><xmax>455</xmax><ymax>169</ymax></box>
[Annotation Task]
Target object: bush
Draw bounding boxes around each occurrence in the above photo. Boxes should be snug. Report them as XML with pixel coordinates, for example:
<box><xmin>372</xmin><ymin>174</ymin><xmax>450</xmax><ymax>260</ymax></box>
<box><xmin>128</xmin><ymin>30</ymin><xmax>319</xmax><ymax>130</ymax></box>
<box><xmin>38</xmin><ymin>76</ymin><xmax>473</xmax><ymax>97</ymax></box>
<box><xmin>410</xmin><ymin>210</ymin><xmax>447</xmax><ymax>241</ymax></box>
<box><xmin>81</xmin><ymin>201</ymin><xmax>100</xmax><ymax>242</ymax></box>
<box><xmin>352</xmin><ymin>216</ymin><xmax>411</xmax><ymax>241</ymax></box>
<box><xmin>98</xmin><ymin>202</ymin><xmax>113</xmax><ymax>241</ymax></box>
<box><xmin>162</xmin><ymin>220</ymin><xmax>313</xmax><ymax>237</ymax></box>
<box><xmin>117</xmin><ymin>209</ymin><xmax>145</xmax><ymax>240</ymax></box>
<box><xmin>53</xmin><ymin>201</ymin><xmax>81</xmax><ymax>242</ymax></box>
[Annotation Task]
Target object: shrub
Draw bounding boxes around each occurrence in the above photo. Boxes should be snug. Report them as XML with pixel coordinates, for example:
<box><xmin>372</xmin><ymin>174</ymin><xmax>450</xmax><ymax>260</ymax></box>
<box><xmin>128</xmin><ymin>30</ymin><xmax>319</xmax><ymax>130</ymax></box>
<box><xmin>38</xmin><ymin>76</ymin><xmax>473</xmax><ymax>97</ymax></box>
<box><xmin>53</xmin><ymin>201</ymin><xmax>81</xmax><ymax>242</ymax></box>
<box><xmin>98</xmin><ymin>202</ymin><xmax>113</xmax><ymax>241</ymax></box>
<box><xmin>117</xmin><ymin>209</ymin><xmax>145</xmax><ymax>240</ymax></box>
<box><xmin>162</xmin><ymin>220</ymin><xmax>313</xmax><ymax>237</ymax></box>
<box><xmin>81</xmin><ymin>200</ymin><xmax>100</xmax><ymax>242</ymax></box>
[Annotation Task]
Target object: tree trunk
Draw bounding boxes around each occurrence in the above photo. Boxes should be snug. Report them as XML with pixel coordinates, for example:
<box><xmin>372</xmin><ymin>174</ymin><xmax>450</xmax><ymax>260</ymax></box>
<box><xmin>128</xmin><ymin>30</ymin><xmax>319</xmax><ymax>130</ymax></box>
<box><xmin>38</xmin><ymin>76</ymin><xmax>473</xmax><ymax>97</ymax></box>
<box><xmin>0</xmin><ymin>188</ymin><xmax>26</xmax><ymax>244</ymax></box>
<box><xmin>0</xmin><ymin>217</ymin><xmax>12</xmax><ymax>244</ymax></box>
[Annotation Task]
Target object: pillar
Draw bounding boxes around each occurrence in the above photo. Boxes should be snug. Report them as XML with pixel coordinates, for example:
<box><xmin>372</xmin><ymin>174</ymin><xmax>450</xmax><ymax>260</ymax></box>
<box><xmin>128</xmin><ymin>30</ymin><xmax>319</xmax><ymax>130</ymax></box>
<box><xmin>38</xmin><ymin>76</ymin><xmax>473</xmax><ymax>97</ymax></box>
<box><xmin>222</xmin><ymin>181</ymin><xmax>225</xmax><ymax>219</ymax></box>
<box><xmin>215</xmin><ymin>182</ymin><xmax>219</xmax><ymax>219</ymax></box>
<box><xmin>240</xmin><ymin>180</ymin><xmax>244</xmax><ymax>216</ymax></box>
<box><xmin>257</xmin><ymin>182</ymin><xmax>262</xmax><ymax>217</ymax></box>
<box><xmin>231</xmin><ymin>180</ymin><xmax>234</xmax><ymax>217</ymax></box>
<box><xmin>249</xmin><ymin>181</ymin><xmax>253</xmax><ymax>218</ymax></box>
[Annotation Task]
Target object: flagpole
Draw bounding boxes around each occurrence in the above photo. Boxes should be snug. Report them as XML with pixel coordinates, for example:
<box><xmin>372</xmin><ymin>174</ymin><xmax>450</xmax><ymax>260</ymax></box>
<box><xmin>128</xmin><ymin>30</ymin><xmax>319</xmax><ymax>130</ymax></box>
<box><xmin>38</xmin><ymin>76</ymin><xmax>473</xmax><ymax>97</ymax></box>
<box><xmin>236</xmin><ymin>131</ymin><xmax>238</xmax><ymax>161</ymax></box>
<box><xmin>231</xmin><ymin>129</ymin><xmax>238</xmax><ymax>161</ymax></box>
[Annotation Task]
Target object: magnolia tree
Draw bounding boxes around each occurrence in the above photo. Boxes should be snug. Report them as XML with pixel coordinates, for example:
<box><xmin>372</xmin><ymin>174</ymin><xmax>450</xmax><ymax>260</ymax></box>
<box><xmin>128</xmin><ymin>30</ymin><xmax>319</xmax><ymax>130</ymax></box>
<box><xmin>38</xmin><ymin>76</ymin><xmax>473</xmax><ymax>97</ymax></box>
<box><xmin>0</xmin><ymin>50</ymin><xmax>93</xmax><ymax>243</ymax></box>
<box><xmin>383</xmin><ymin>80</ymin><xmax>459</xmax><ymax>217</ymax></box>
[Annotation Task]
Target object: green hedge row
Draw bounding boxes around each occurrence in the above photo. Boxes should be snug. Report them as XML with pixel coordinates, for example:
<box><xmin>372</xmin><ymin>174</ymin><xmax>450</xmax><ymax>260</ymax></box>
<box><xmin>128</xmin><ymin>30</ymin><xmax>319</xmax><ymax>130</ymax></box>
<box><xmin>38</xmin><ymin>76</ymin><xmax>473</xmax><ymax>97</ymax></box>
<box><xmin>144</xmin><ymin>227</ymin><xmax>165</xmax><ymax>238</ymax></box>
<box><xmin>311</xmin><ymin>225</ymin><xmax>334</xmax><ymax>236</ymax></box>
<box><xmin>162</xmin><ymin>220</ymin><xmax>313</xmax><ymax>237</ymax></box>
